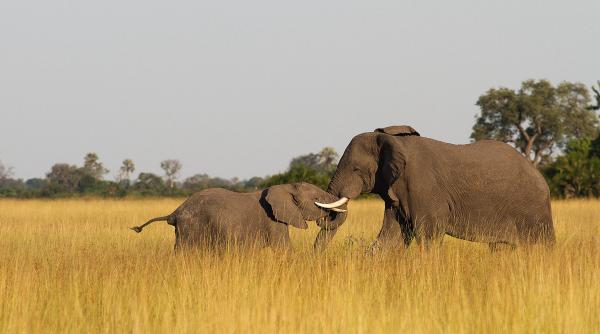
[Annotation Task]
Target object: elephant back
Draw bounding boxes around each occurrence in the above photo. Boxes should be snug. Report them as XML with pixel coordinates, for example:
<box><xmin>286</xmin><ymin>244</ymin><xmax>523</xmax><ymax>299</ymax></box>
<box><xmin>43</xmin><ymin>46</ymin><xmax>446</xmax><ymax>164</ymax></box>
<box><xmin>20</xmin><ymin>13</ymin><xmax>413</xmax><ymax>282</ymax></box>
<box><xmin>374</xmin><ymin>125</ymin><xmax>420</xmax><ymax>137</ymax></box>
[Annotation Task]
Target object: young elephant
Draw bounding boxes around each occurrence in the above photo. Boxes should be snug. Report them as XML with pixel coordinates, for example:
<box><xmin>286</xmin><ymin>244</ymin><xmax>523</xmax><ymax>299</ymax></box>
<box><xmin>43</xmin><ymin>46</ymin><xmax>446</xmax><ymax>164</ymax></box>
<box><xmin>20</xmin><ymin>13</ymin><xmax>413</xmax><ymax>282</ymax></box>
<box><xmin>130</xmin><ymin>182</ymin><xmax>345</xmax><ymax>250</ymax></box>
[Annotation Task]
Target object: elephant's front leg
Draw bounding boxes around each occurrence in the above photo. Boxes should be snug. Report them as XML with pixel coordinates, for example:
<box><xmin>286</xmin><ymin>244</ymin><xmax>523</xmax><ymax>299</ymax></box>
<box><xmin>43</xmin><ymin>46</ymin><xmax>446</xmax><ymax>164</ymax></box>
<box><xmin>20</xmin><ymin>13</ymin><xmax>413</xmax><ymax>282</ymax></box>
<box><xmin>269</xmin><ymin>225</ymin><xmax>293</xmax><ymax>252</ymax></box>
<box><xmin>367</xmin><ymin>204</ymin><xmax>413</xmax><ymax>254</ymax></box>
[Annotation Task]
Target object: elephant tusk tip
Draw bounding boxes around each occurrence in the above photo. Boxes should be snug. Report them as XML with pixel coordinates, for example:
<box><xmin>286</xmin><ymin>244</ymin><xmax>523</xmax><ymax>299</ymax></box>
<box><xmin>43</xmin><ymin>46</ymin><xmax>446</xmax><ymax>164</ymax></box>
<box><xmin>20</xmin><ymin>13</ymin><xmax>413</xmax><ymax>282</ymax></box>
<box><xmin>330</xmin><ymin>208</ymin><xmax>347</xmax><ymax>213</ymax></box>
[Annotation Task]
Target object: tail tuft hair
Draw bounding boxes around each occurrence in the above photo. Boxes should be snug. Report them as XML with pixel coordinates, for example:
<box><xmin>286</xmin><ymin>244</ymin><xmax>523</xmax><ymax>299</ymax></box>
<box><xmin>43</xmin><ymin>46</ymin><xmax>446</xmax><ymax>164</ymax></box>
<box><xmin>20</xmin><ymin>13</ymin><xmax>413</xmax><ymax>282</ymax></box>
<box><xmin>130</xmin><ymin>226</ymin><xmax>143</xmax><ymax>233</ymax></box>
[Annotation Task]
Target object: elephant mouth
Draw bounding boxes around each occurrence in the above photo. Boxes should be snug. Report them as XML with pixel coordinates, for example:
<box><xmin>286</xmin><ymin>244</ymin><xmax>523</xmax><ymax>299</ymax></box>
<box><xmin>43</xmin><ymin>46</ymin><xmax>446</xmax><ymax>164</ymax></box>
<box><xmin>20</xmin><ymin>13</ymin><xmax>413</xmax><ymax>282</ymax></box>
<box><xmin>315</xmin><ymin>210</ymin><xmax>345</xmax><ymax>230</ymax></box>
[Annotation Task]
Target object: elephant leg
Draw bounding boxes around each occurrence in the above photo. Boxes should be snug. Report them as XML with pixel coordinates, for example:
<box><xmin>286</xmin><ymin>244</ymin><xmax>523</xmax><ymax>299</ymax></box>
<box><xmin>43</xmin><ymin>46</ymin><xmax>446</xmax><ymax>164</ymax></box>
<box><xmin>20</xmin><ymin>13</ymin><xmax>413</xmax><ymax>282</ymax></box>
<box><xmin>413</xmin><ymin>214</ymin><xmax>446</xmax><ymax>251</ymax></box>
<box><xmin>269</xmin><ymin>228</ymin><xmax>293</xmax><ymax>252</ymax></box>
<box><xmin>516</xmin><ymin>214</ymin><xmax>556</xmax><ymax>247</ymax></box>
<box><xmin>367</xmin><ymin>204</ymin><xmax>413</xmax><ymax>254</ymax></box>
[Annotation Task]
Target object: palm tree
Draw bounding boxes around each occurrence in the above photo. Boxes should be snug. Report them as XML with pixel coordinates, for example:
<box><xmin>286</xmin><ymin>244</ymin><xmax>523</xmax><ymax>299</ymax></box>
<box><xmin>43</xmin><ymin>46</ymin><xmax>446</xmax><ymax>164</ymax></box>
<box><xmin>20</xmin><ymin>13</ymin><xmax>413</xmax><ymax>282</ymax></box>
<box><xmin>118</xmin><ymin>159</ymin><xmax>135</xmax><ymax>185</ymax></box>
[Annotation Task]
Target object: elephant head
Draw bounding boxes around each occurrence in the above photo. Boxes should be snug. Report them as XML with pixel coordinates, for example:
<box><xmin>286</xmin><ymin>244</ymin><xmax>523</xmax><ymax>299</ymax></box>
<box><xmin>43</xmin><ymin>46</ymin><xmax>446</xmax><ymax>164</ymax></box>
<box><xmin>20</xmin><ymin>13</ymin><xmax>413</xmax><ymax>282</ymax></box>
<box><xmin>312</xmin><ymin>125</ymin><xmax>420</xmax><ymax>249</ymax></box>
<box><xmin>265</xmin><ymin>182</ymin><xmax>345</xmax><ymax>229</ymax></box>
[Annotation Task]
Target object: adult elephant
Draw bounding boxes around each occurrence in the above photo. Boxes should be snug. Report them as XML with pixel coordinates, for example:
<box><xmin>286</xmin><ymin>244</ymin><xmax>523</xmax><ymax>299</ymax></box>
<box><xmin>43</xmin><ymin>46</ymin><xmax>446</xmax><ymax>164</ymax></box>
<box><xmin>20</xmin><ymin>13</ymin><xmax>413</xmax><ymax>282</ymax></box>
<box><xmin>313</xmin><ymin>125</ymin><xmax>555</xmax><ymax>252</ymax></box>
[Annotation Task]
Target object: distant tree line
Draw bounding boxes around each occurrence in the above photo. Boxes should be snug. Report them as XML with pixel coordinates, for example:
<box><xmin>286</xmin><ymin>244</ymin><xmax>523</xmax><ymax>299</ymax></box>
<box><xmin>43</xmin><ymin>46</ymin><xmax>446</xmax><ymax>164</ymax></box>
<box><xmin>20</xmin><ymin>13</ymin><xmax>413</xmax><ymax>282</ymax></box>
<box><xmin>0</xmin><ymin>148</ymin><xmax>338</xmax><ymax>198</ymax></box>
<box><xmin>1</xmin><ymin>79</ymin><xmax>599</xmax><ymax>199</ymax></box>
<box><xmin>472</xmin><ymin>79</ymin><xmax>600</xmax><ymax>198</ymax></box>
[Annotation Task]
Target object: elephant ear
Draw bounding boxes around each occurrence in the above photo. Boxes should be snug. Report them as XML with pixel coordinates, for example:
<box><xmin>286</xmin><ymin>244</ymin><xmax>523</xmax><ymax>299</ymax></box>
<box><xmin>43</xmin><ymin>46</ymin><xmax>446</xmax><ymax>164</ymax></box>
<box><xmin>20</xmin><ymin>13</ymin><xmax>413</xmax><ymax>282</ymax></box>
<box><xmin>265</xmin><ymin>184</ymin><xmax>309</xmax><ymax>229</ymax></box>
<box><xmin>378</xmin><ymin>136</ymin><xmax>407</xmax><ymax>207</ymax></box>
<box><xmin>375</xmin><ymin>125</ymin><xmax>420</xmax><ymax>137</ymax></box>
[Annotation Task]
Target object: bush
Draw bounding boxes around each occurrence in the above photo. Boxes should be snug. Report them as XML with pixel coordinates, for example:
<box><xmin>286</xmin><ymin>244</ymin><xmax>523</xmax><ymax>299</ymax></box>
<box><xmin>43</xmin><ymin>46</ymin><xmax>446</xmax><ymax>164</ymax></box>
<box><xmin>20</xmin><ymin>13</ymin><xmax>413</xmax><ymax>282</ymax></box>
<box><xmin>544</xmin><ymin>138</ymin><xmax>600</xmax><ymax>198</ymax></box>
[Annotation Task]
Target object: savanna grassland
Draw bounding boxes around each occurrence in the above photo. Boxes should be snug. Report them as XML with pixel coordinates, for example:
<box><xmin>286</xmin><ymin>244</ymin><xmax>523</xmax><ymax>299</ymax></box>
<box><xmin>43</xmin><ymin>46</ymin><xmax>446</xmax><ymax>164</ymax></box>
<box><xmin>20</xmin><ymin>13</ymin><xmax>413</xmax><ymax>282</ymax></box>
<box><xmin>0</xmin><ymin>198</ymin><xmax>599</xmax><ymax>333</ymax></box>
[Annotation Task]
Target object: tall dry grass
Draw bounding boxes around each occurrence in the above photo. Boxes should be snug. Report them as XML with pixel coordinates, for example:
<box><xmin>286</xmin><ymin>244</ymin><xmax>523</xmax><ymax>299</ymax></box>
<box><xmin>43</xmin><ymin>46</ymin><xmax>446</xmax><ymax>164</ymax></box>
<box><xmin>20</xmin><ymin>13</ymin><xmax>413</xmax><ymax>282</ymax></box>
<box><xmin>0</xmin><ymin>198</ymin><xmax>598</xmax><ymax>333</ymax></box>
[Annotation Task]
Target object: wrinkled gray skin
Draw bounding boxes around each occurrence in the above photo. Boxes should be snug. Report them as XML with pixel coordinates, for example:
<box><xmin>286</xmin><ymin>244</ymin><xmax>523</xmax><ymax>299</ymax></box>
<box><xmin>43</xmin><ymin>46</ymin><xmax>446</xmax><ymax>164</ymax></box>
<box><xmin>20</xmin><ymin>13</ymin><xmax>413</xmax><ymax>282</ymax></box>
<box><xmin>314</xmin><ymin>125</ymin><xmax>556</xmax><ymax>252</ymax></box>
<box><xmin>131</xmin><ymin>182</ymin><xmax>341</xmax><ymax>251</ymax></box>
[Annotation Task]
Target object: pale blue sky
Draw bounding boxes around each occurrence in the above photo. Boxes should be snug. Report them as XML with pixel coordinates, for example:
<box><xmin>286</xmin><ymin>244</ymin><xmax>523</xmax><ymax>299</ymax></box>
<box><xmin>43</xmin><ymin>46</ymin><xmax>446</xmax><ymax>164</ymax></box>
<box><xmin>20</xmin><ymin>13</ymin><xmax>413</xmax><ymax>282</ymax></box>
<box><xmin>1</xmin><ymin>0</ymin><xmax>599</xmax><ymax>180</ymax></box>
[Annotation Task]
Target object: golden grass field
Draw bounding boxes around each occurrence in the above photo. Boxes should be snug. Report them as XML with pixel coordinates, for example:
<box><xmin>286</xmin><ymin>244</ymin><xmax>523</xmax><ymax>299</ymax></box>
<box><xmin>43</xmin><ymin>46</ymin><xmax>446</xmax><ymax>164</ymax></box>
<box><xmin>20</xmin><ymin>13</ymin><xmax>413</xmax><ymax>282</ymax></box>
<box><xmin>0</xmin><ymin>198</ymin><xmax>599</xmax><ymax>333</ymax></box>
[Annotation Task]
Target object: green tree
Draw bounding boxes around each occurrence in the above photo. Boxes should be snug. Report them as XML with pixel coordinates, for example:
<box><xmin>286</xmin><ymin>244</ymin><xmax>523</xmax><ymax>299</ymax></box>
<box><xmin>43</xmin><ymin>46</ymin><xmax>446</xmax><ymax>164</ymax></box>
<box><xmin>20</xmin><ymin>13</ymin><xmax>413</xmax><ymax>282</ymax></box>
<box><xmin>182</xmin><ymin>174</ymin><xmax>233</xmax><ymax>192</ymax></box>
<box><xmin>46</xmin><ymin>163</ymin><xmax>83</xmax><ymax>194</ymax></box>
<box><xmin>318</xmin><ymin>147</ymin><xmax>339</xmax><ymax>174</ymax></box>
<box><xmin>82</xmin><ymin>153</ymin><xmax>108</xmax><ymax>180</ymax></box>
<box><xmin>133</xmin><ymin>173</ymin><xmax>167</xmax><ymax>196</ymax></box>
<box><xmin>289</xmin><ymin>147</ymin><xmax>339</xmax><ymax>174</ymax></box>
<box><xmin>243</xmin><ymin>176</ymin><xmax>264</xmax><ymax>190</ymax></box>
<box><xmin>589</xmin><ymin>81</ymin><xmax>600</xmax><ymax>111</ymax></box>
<box><xmin>590</xmin><ymin>134</ymin><xmax>600</xmax><ymax>159</ymax></box>
<box><xmin>262</xmin><ymin>147</ymin><xmax>339</xmax><ymax>190</ymax></box>
<box><xmin>25</xmin><ymin>178</ymin><xmax>47</xmax><ymax>190</ymax></box>
<box><xmin>262</xmin><ymin>163</ymin><xmax>331</xmax><ymax>189</ymax></box>
<box><xmin>544</xmin><ymin>139</ymin><xmax>600</xmax><ymax>198</ymax></box>
<box><xmin>0</xmin><ymin>179</ymin><xmax>25</xmax><ymax>197</ymax></box>
<box><xmin>0</xmin><ymin>160</ymin><xmax>20</xmax><ymax>197</ymax></box>
<box><xmin>472</xmin><ymin>79</ymin><xmax>598</xmax><ymax>167</ymax></box>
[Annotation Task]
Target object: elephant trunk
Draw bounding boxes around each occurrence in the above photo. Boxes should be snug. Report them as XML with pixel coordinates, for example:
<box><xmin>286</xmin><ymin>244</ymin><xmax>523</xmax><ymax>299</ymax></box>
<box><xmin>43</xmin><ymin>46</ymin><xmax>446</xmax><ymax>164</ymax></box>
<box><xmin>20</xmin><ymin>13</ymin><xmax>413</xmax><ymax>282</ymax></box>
<box><xmin>314</xmin><ymin>227</ymin><xmax>339</xmax><ymax>252</ymax></box>
<box><xmin>312</xmin><ymin>171</ymin><xmax>360</xmax><ymax>251</ymax></box>
<box><xmin>316</xmin><ymin>211</ymin><xmax>347</xmax><ymax>230</ymax></box>
<box><xmin>313</xmin><ymin>211</ymin><xmax>347</xmax><ymax>252</ymax></box>
<box><xmin>327</xmin><ymin>171</ymin><xmax>363</xmax><ymax>201</ymax></box>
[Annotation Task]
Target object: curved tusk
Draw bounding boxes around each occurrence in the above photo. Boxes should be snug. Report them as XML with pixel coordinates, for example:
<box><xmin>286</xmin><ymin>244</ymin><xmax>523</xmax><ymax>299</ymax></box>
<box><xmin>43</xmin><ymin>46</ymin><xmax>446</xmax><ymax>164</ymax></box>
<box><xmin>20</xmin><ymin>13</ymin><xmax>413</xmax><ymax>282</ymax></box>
<box><xmin>315</xmin><ymin>197</ymin><xmax>349</xmax><ymax>209</ymax></box>
<box><xmin>330</xmin><ymin>208</ymin><xmax>347</xmax><ymax>213</ymax></box>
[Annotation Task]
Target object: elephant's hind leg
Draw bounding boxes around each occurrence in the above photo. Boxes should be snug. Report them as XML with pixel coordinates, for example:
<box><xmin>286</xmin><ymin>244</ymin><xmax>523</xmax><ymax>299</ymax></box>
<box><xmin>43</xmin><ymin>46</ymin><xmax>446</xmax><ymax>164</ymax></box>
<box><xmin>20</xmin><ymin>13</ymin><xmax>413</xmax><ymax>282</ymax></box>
<box><xmin>413</xmin><ymin>214</ymin><xmax>447</xmax><ymax>251</ymax></box>
<box><xmin>516</xmin><ymin>213</ymin><xmax>556</xmax><ymax>247</ymax></box>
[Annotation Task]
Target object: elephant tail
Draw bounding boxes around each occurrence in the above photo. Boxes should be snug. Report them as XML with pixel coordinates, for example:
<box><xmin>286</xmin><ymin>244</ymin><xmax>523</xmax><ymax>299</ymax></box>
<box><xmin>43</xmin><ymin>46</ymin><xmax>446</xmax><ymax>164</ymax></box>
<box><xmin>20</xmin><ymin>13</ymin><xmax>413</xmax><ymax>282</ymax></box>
<box><xmin>130</xmin><ymin>215</ymin><xmax>173</xmax><ymax>233</ymax></box>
